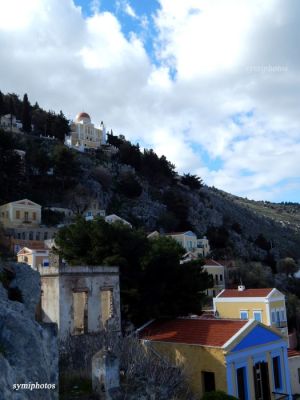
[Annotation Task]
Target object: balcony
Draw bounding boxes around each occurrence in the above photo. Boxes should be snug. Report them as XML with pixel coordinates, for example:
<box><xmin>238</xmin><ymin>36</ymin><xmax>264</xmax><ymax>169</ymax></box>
<box><xmin>273</xmin><ymin>321</ymin><xmax>287</xmax><ymax>328</ymax></box>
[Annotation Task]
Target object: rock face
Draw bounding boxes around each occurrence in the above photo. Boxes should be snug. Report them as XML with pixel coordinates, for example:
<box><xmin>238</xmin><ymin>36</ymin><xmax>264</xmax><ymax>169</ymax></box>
<box><xmin>0</xmin><ymin>262</ymin><xmax>58</xmax><ymax>400</ymax></box>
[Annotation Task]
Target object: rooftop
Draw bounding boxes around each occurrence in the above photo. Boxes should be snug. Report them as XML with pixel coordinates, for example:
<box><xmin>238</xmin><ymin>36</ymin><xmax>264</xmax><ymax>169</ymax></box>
<box><xmin>139</xmin><ymin>318</ymin><xmax>247</xmax><ymax>347</ymax></box>
<box><xmin>288</xmin><ymin>349</ymin><xmax>300</xmax><ymax>358</ymax></box>
<box><xmin>204</xmin><ymin>259</ymin><xmax>223</xmax><ymax>266</ymax></box>
<box><xmin>217</xmin><ymin>288</ymin><xmax>274</xmax><ymax>298</ymax></box>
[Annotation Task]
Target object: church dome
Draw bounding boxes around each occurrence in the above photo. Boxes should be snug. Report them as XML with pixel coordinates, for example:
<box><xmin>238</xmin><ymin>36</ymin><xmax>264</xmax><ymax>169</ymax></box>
<box><xmin>76</xmin><ymin>112</ymin><xmax>91</xmax><ymax>123</ymax></box>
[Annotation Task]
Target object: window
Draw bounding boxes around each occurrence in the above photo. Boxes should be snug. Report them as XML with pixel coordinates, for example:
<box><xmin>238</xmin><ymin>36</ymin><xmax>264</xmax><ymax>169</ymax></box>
<box><xmin>271</xmin><ymin>310</ymin><xmax>276</xmax><ymax>323</ymax></box>
<box><xmin>101</xmin><ymin>289</ymin><xmax>113</xmax><ymax>326</ymax></box>
<box><xmin>16</xmin><ymin>210</ymin><xmax>20</xmax><ymax>219</ymax></box>
<box><xmin>215</xmin><ymin>274</ymin><xmax>219</xmax><ymax>284</ymax></box>
<box><xmin>298</xmin><ymin>368</ymin><xmax>300</xmax><ymax>384</ymax></box>
<box><xmin>44</xmin><ymin>232</ymin><xmax>48</xmax><ymax>240</ymax></box>
<box><xmin>32</xmin><ymin>212</ymin><xmax>36</xmax><ymax>220</ymax></box>
<box><xmin>280</xmin><ymin>309</ymin><xmax>286</xmax><ymax>321</ymax></box>
<box><xmin>253</xmin><ymin>311</ymin><xmax>262</xmax><ymax>322</ymax></box>
<box><xmin>24</xmin><ymin>212</ymin><xmax>29</xmax><ymax>221</ymax></box>
<box><xmin>272</xmin><ymin>356</ymin><xmax>282</xmax><ymax>390</ymax></box>
<box><xmin>202</xmin><ymin>371</ymin><xmax>215</xmax><ymax>392</ymax></box>
<box><xmin>36</xmin><ymin>232</ymin><xmax>40</xmax><ymax>241</ymax></box>
<box><xmin>240</xmin><ymin>310</ymin><xmax>249</xmax><ymax>320</ymax></box>
<box><xmin>220</xmin><ymin>274</ymin><xmax>223</xmax><ymax>281</ymax></box>
<box><xmin>17</xmin><ymin>233</ymin><xmax>21</xmax><ymax>239</ymax></box>
<box><xmin>72</xmin><ymin>291</ymin><xmax>88</xmax><ymax>335</ymax></box>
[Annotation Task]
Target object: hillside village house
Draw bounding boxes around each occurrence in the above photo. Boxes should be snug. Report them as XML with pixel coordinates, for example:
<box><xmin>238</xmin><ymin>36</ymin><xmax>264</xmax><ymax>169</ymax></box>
<box><xmin>0</xmin><ymin>199</ymin><xmax>57</xmax><ymax>253</ymax></box>
<box><xmin>213</xmin><ymin>287</ymin><xmax>288</xmax><ymax>338</ymax></box>
<box><xmin>17</xmin><ymin>245</ymin><xmax>49</xmax><ymax>270</ymax></box>
<box><xmin>139</xmin><ymin>318</ymin><xmax>292</xmax><ymax>399</ymax></box>
<box><xmin>0</xmin><ymin>114</ymin><xmax>23</xmax><ymax>133</ymax></box>
<box><xmin>37</xmin><ymin>256</ymin><xmax>121</xmax><ymax>339</ymax></box>
<box><xmin>0</xmin><ymin>198</ymin><xmax>41</xmax><ymax>228</ymax></box>
<box><xmin>166</xmin><ymin>231</ymin><xmax>210</xmax><ymax>257</ymax></box>
<box><xmin>65</xmin><ymin>112</ymin><xmax>106</xmax><ymax>151</ymax></box>
<box><xmin>105</xmin><ymin>214</ymin><xmax>132</xmax><ymax>228</ymax></box>
<box><xmin>203</xmin><ymin>259</ymin><xmax>225</xmax><ymax>297</ymax></box>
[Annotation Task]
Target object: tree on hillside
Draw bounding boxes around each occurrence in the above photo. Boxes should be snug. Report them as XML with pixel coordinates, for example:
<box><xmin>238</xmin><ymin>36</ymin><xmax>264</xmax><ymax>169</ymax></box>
<box><xmin>53</xmin><ymin>145</ymin><xmax>80</xmax><ymax>189</ymax></box>
<box><xmin>277</xmin><ymin>257</ymin><xmax>298</xmax><ymax>277</ymax></box>
<box><xmin>181</xmin><ymin>173</ymin><xmax>203</xmax><ymax>190</ymax></box>
<box><xmin>8</xmin><ymin>97</ymin><xmax>14</xmax><ymax>130</ymax></box>
<box><xmin>0</xmin><ymin>91</ymin><xmax>4</xmax><ymax>116</ymax></box>
<box><xmin>0</xmin><ymin>130</ymin><xmax>24</xmax><ymax>202</ymax></box>
<box><xmin>55</xmin><ymin>218</ymin><xmax>211</xmax><ymax>324</ymax></box>
<box><xmin>22</xmin><ymin>93</ymin><xmax>32</xmax><ymax>133</ymax></box>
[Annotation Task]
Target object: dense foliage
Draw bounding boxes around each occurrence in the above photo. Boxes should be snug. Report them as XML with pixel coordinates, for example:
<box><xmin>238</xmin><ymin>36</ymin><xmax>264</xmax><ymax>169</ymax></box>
<box><xmin>55</xmin><ymin>217</ymin><xmax>211</xmax><ymax>324</ymax></box>
<box><xmin>0</xmin><ymin>91</ymin><xmax>69</xmax><ymax>140</ymax></box>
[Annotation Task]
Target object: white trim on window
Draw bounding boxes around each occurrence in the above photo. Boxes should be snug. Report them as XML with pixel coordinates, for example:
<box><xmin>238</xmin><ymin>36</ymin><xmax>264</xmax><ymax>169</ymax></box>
<box><xmin>240</xmin><ymin>310</ymin><xmax>249</xmax><ymax>320</ymax></box>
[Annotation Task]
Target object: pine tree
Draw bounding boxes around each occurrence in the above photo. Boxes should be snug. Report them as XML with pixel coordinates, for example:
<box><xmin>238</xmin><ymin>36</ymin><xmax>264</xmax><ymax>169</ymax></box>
<box><xmin>8</xmin><ymin>97</ymin><xmax>15</xmax><ymax>131</ymax></box>
<box><xmin>0</xmin><ymin>91</ymin><xmax>4</xmax><ymax>116</ymax></box>
<box><xmin>22</xmin><ymin>93</ymin><xmax>32</xmax><ymax>133</ymax></box>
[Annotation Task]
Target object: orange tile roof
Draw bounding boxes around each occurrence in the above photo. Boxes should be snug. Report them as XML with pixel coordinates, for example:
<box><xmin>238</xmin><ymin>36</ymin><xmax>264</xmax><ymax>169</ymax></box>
<box><xmin>139</xmin><ymin>318</ymin><xmax>247</xmax><ymax>347</ymax></box>
<box><xmin>218</xmin><ymin>288</ymin><xmax>273</xmax><ymax>298</ymax></box>
<box><xmin>288</xmin><ymin>349</ymin><xmax>300</xmax><ymax>358</ymax></box>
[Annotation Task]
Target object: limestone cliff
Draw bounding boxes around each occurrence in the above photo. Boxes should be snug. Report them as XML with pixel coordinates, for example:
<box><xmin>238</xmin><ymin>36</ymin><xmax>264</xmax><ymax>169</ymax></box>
<box><xmin>0</xmin><ymin>262</ymin><xmax>58</xmax><ymax>400</ymax></box>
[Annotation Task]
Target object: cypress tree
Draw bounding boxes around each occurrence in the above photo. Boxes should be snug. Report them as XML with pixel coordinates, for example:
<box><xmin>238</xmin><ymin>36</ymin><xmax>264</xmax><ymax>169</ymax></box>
<box><xmin>22</xmin><ymin>93</ymin><xmax>32</xmax><ymax>133</ymax></box>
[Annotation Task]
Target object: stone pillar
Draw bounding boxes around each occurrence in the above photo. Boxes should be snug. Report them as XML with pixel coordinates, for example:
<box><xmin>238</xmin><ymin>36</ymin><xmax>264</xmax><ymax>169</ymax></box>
<box><xmin>92</xmin><ymin>349</ymin><xmax>121</xmax><ymax>399</ymax></box>
<box><xmin>266</xmin><ymin>351</ymin><xmax>275</xmax><ymax>399</ymax></box>
<box><xmin>247</xmin><ymin>356</ymin><xmax>255</xmax><ymax>400</ymax></box>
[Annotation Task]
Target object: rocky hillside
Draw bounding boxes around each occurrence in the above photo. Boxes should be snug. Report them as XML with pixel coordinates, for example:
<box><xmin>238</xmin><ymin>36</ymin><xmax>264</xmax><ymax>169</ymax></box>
<box><xmin>0</xmin><ymin>262</ymin><xmax>58</xmax><ymax>400</ymax></box>
<box><xmin>1</xmin><ymin>126</ymin><xmax>299</xmax><ymax>263</ymax></box>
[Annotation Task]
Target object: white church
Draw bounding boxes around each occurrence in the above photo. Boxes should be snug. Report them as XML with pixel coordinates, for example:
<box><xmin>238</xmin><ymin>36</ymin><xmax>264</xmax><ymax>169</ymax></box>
<box><xmin>65</xmin><ymin>112</ymin><xmax>106</xmax><ymax>151</ymax></box>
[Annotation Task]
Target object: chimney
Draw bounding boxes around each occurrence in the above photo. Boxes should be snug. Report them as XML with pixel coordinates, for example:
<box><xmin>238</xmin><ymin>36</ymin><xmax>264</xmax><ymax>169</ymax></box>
<box><xmin>238</xmin><ymin>285</ymin><xmax>245</xmax><ymax>291</ymax></box>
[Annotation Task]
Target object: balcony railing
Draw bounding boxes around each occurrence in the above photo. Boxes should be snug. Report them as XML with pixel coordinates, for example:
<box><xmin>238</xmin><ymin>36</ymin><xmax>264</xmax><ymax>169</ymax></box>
<box><xmin>272</xmin><ymin>391</ymin><xmax>289</xmax><ymax>399</ymax></box>
<box><xmin>273</xmin><ymin>321</ymin><xmax>287</xmax><ymax>328</ymax></box>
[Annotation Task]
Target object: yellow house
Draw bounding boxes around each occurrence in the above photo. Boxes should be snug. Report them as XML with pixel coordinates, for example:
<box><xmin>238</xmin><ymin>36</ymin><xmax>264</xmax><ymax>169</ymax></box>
<box><xmin>139</xmin><ymin>317</ymin><xmax>292</xmax><ymax>399</ymax></box>
<box><xmin>17</xmin><ymin>246</ymin><xmax>49</xmax><ymax>270</ymax></box>
<box><xmin>213</xmin><ymin>287</ymin><xmax>288</xmax><ymax>337</ymax></box>
<box><xmin>203</xmin><ymin>259</ymin><xmax>225</xmax><ymax>297</ymax></box>
<box><xmin>0</xmin><ymin>199</ymin><xmax>41</xmax><ymax>229</ymax></box>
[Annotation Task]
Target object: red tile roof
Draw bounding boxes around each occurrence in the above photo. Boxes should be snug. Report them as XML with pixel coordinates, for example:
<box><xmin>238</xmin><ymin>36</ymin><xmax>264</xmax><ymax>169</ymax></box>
<box><xmin>288</xmin><ymin>349</ymin><xmax>300</xmax><ymax>358</ymax></box>
<box><xmin>218</xmin><ymin>288</ymin><xmax>273</xmax><ymax>298</ymax></box>
<box><xmin>139</xmin><ymin>318</ymin><xmax>247</xmax><ymax>347</ymax></box>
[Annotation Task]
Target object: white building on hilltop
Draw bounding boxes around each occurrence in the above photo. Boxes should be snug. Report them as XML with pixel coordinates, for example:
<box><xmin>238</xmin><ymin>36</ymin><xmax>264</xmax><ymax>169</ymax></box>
<box><xmin>65</xmin><ymin>112</ymin><xmax>106</xmax><ymax>151</ymax></box>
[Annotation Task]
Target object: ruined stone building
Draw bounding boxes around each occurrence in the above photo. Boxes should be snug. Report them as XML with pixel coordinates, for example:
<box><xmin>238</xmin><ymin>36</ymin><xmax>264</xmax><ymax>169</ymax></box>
<box><xmin>37</xmin><ymin>257</ymin><xmax>121</xmax><ymax>340</ymax></box>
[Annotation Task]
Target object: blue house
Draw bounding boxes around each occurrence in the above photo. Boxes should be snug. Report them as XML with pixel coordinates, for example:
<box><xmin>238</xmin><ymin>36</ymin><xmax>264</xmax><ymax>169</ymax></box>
<box><xmin>139</xmin><ymin>318</ymin><xmax>292</xmax><ymax>399</ymax></box>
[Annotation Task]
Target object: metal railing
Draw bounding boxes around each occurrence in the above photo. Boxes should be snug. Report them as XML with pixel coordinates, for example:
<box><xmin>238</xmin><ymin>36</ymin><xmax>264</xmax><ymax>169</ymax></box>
<box><xmin>272</xmin><ymin>391</ymin><xmax>290</xmax><ymax>399</ymax></box>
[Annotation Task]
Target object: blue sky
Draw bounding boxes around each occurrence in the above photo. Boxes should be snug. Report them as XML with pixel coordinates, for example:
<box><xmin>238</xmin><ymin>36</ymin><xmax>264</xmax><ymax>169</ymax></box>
<box><xmin>0</xmin><ymin>0</ymin><xmax>299</xmax><ymax>203</ymax></box>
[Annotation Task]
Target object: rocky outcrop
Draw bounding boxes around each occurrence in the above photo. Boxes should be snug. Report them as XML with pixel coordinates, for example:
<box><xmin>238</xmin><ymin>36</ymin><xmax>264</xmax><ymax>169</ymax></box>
<box><xmin>0</xmin><ymin>262</ymin><xmax>58</xmax><ymax>400</ymax></box>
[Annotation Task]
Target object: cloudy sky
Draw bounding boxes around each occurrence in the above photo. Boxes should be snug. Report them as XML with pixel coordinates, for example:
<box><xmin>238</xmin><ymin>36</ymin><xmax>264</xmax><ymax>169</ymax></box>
<box><xmin>1</xmin><ymin>0</ymin><xmax>300</xmax><ymax>202</ymax></box>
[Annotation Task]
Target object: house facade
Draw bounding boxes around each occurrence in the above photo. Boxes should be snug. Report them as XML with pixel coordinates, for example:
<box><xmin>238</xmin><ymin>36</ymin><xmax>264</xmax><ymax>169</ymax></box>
<box><xmin>0</xmin><ymin>199</ymin><xmax>57</xmax><ymax>254</ymax></box>
<box><xmin>166</xmin><ymin>231</ymin><xmax>210</xmax><ymax>258</ymax></box>
<box><xmin>213</xmin><ymin>287</ymin><xmax>288</xmax><ymax>337</ymax></box>
<box><xmin>203</xmin><ymin>259</ymin><xmax>225</xmax><ymax>297</ymax></box>
<box><xmin>17</xmin><ymin>246</ymin><xmax>49</xmax><ymax>270</ymax></box>
<box><xmin>65</xmin><ymin>112</ymin><xmax>106</xmax><ymax>151</ymax></box>
<box><xmin>140</xmin><ymin>318</ymin><xmax>292</xmax><ymax>399</ymax></box>
<box><xmin>0</xmin><ymin>199</ymin><xmax>41</xmax><ymax>228</ymax></box>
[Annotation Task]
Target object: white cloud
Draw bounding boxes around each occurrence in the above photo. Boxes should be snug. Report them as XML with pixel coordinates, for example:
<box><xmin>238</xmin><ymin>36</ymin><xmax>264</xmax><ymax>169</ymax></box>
<box><xmin>0</xmin><ymin>0</ymin><xmax>300</xmax><ymax>201</ymax></box>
